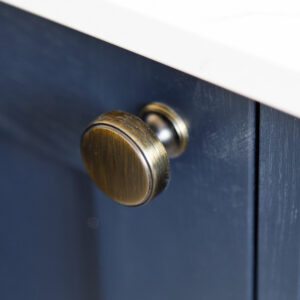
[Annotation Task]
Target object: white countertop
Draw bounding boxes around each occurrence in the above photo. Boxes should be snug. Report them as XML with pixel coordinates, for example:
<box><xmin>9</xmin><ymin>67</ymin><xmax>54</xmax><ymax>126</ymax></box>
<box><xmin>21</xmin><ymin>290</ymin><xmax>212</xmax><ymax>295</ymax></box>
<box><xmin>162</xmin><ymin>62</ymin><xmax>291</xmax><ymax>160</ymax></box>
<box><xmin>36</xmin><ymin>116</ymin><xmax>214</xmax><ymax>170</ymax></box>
<box><xmin>5</xmin><ymin>0</ymin><xmax>300</xmax><ymax>118</ymax></box>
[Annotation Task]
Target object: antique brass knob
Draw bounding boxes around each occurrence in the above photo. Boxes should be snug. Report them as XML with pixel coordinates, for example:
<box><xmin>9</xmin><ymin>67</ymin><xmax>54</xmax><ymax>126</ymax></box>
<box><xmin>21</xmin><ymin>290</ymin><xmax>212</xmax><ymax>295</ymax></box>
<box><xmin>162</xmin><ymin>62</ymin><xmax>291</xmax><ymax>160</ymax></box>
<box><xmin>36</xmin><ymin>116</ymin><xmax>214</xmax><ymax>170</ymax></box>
<box><xmin>81</xmin><ymin>102</ymin><xmax>188</xmax><ymax>206</ymax></box>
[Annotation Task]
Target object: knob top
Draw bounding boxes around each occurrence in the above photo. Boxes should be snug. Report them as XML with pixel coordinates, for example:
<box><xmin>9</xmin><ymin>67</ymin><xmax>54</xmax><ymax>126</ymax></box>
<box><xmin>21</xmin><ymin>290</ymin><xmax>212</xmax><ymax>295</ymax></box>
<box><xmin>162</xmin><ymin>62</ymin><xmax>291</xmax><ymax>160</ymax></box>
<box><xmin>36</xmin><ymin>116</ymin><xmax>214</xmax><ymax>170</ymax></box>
<box><xmin>81</xmin><ymin>111</ymin><xmax>170</xmax><ymax>206</ymax></box>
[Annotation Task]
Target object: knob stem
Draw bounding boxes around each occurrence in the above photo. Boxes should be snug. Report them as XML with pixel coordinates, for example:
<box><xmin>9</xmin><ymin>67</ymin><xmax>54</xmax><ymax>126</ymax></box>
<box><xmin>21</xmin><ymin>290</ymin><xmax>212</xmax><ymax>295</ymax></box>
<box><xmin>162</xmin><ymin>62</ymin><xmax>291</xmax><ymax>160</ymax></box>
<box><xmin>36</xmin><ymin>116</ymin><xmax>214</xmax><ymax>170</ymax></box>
<box><xmin>140</xmin><ymin>103</ymin><xmax>189</xmax><ymax>158</ymax></box>
<box><xmin>142</xmin><ymin>113</ymin><xmax>178</xmax><ymax>157</ymax></box>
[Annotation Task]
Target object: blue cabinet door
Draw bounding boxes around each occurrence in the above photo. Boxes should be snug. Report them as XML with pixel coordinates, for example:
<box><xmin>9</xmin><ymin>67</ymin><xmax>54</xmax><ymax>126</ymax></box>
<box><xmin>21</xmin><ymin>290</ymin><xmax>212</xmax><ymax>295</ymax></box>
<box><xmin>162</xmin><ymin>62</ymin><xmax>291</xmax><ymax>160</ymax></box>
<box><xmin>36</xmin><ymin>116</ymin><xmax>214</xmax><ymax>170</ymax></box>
<box><xmin>0</xmin><ymin>3</ymin><xmax>256</xmax><ymax>300</ymax></box>
<box><xmin>257</xmin><ymin>106</ymin><xmax>300</xmax><ymax>300</ymax></box>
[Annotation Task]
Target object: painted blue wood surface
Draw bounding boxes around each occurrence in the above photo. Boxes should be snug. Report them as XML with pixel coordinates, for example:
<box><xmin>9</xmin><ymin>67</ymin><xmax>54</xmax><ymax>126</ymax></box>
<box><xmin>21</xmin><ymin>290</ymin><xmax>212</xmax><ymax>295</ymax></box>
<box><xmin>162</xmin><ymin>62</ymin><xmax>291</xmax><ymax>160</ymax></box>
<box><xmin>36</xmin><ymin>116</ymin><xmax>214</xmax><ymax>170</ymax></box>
<box><xmin>0</xmin><ymin>138</ymin><xmax>101</xmax><ymax>300</ymax></box>
<box><xmin>258</xmin><ymin>106</ymin><xmax>300</xmax><ymax>300</ymax></box>
<box><xmin>0</xmin><ymin>3</ymin><xmax>256</xmax><ymax>300</ymax></box>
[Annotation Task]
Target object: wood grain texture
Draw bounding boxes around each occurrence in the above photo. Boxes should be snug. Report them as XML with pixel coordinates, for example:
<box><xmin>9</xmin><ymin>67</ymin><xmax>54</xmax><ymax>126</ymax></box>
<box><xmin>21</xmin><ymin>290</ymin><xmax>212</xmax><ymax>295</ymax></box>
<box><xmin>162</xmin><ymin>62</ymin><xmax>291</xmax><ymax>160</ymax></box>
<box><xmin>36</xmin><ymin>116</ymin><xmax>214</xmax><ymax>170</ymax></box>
<box><xmin>0</xmin><ymin>3</ymin><xmax>257</xmax><ymax>300</ymax></box>
<box><xmin>0</xmin><ymin>138</ymin><xmax>101</xmax><ymax>300</ymax></box>
<box><xmin>258</xmin><ymin>105</ymin><xmax>300</xmax><ymax>300</ymax></box>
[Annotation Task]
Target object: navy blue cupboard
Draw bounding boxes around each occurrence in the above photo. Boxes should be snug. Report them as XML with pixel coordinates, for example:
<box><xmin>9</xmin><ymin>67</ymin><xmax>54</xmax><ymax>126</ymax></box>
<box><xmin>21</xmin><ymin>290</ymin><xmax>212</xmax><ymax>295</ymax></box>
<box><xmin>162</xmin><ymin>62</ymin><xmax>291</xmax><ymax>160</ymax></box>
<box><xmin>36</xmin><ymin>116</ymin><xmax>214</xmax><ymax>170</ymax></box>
<box><xmin>0</xmin><ymin>3</ymin><xmax>299</xmax><ymax>300</ymax></box>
